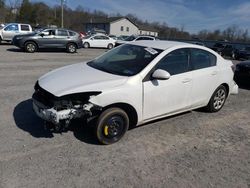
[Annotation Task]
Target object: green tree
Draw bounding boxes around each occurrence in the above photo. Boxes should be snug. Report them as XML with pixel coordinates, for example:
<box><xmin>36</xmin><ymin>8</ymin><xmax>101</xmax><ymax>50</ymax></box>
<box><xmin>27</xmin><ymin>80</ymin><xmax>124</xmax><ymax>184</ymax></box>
<box><xmin>18</xmin><ymin>0</ymin><xmax>32</xmax><ymax>23</ymax></box>
<box><xmin>0</xmin><ymin>0</ymin><xmax>5</xmax><ymax>22</ymax></box>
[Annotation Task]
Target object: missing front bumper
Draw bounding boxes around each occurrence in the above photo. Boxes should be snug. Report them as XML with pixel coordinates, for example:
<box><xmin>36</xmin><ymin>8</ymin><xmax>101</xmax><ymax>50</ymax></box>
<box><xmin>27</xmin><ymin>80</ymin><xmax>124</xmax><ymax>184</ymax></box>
<box><xmin>33</xmin><ymin>100</ymin><xmax>99</xmax><ymax>125</ymax></box>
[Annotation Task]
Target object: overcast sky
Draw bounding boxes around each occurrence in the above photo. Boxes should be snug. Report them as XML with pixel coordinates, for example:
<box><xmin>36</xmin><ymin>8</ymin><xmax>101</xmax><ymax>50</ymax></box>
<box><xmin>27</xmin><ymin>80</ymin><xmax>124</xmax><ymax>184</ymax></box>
<box><xmin>30</xmin><ymin>0</ymin><xmax>250</xmax><ymax>34</ymax></box>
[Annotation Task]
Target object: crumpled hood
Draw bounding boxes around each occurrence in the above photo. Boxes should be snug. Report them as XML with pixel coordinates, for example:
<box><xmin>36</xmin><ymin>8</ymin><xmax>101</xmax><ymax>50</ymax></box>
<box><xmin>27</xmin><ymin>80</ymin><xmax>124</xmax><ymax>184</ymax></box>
<box><xmin>38</xmin><ymin>62</ymin><xmax>128</xmax><ymax>97</ymax></box>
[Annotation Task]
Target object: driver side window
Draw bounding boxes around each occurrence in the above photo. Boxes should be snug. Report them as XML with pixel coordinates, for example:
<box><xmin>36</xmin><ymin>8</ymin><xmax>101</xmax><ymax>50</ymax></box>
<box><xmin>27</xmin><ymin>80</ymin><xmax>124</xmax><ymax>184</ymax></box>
<box><xmin>4</xmin><ymin>24</ymin><xmax>18</xmax><ymax>31</ymax></box>
<box><xmin>156</xmin><ymin>49</ymin><xmax>189</xmax><ymax>75</ymax></box>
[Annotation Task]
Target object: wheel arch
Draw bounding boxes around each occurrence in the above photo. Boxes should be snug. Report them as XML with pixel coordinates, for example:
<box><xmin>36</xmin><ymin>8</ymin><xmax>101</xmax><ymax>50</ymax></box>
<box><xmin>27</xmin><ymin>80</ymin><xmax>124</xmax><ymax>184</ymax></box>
<box><xmin>24</xmin><ymin>40</ymin><xmax>39</xmax><ymax>48</ymax></box>
<box><xmin>67</xmin><ymin>42</ymin><xmax>78</xmax><ymax>48</ymax></box>
<box><xmin>102</xmin><ymin>102</ymin><xmax>138</xmax><ymax>128</ymax></box>
<box><xmin>83</xmin><ymin>41</ymin><xmax>90</xmax><ymax>47</ymax></box>
<box><xmin>221</xmin><ymin>83</ymin><xmax>229</xmax><ymax>97</ymax></box>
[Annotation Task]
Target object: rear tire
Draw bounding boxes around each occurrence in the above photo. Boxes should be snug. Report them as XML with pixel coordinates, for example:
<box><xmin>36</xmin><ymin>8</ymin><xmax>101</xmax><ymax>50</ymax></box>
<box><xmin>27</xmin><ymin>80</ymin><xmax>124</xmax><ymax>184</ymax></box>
<box><xmin>67</xmin><ymin>43</ymin><xmax>77</xmax><ymax>53</ymax></box>
<box><xmin>107</xmin><ymin>43</ymin><xmax>113</xmax><ymax>49</ymax></box>
<box><xmin>205</xmin><ymin>85</ymin><xmax>227</xmax><ymax>112</ymax></box>
<box><xmin>95</xmin><ymin>108</ymin><xmax>129</xmax><ymax>145</ymax></box>
<box><xmin>25</xmin><ymin>41</ymin><xmax>37</xmax><ymax>53</ymax></box>
<box><xmin>83</xmin><ymin>42</ymin><xmax>90</xmax><ymax>48</ymax></box>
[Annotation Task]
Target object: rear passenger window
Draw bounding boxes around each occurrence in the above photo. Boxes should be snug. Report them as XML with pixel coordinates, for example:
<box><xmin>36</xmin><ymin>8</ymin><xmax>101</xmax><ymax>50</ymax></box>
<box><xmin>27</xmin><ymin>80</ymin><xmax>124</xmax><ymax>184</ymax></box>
<box><xmin>156</xmin><ymin>49</ymin><xmax>189</xmax><ymax>75</ymax></box>
<box><xmin>57</xmin><ymin>30</ymin><xmax>68</xmax><ymax>36</ymax></box>
<box><xmin>69</xmin><ymin>31</ymin><xmax>76</xmax><ymax>36</ymax></box>
<box><xmin>191</xmin><ymin>49</ymin><xmax>216</xmax><ymax>70</ymax></box>
<box><xmin>21</xmin><ymin>25</ymin><xmax>30</xmax><ymax>31</ymax></box>
<box><xmin>100</xmin><ymin>36</ymin><xmax>109</xmax><ymax>40</ymax></box>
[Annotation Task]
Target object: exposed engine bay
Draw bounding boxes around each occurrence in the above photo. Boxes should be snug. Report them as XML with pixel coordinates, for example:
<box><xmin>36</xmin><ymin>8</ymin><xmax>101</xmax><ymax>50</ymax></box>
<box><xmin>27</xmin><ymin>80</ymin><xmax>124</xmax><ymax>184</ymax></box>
<box><xmin>32</xmin><ymin>82</ymin><xmax>102</xmax><ymax>131</ymax></box>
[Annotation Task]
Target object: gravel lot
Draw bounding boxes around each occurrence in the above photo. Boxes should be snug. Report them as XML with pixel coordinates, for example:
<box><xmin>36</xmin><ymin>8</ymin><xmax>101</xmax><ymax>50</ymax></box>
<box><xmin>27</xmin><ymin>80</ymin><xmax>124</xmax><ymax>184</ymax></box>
<box><xmin>0</xmin><ymin>44</ymin><xmax>250</xmax><ymax>188</ymax></box>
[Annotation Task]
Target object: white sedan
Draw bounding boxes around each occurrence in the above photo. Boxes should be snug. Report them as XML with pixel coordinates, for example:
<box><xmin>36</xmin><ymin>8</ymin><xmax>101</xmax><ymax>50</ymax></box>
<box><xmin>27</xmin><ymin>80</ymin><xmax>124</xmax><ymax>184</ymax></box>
<box><xmin>32</xmin><ymin>41</ymin><xmax>238</xmax><ymax>144</ymax></box>
<box><xmin>82</xmin><ymin>34</ymin><xmax>116</xmax><ymax>49</ymax></box>
<box><xmin>115</xmin><ymin>35</ymin><xmax>156</xmax><ymax>47</ymax></box>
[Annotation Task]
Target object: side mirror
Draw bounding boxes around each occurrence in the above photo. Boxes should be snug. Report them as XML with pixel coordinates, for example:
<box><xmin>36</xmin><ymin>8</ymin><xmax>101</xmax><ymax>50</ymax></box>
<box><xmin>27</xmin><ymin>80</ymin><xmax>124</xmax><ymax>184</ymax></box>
<box><xmin>40</xmin><ymin>33</ymin><xmax>45</xmax><ymax>37</ymax></box>
<box><xmin>152</xmin><ymin>69</ymin><xmax>171</xmax><ymax>80</ymax></box>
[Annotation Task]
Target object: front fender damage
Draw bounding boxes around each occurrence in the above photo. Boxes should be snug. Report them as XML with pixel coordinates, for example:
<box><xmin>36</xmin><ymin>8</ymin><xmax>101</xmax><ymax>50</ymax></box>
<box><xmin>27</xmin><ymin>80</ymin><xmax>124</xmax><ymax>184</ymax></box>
<box><xmin>33</xmin><ymin>100</ymin><xmax>102</xmax><ymax>131</ymax></box>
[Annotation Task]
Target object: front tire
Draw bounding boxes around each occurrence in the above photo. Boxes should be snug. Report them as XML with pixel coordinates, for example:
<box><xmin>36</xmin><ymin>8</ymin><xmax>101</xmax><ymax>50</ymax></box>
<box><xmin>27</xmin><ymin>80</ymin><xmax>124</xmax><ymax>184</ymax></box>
<box><xmin>83</xmin><ymin>42</ymin><xmax>90</xmax><ymax>48</ymax></box>
<box><xmin>95</xmin><ymin>108</ymin><xmax>129</xmax><ymax>145</ymax></box>
<box><xmin>25</xmin><ymin>41</ymin><xmax>37</xmax><ymax>53</ymax></box>
<box><xmin>205</xmin><ymin>85</ymin><xmax>227</xmax><ymax>112</ymax></box>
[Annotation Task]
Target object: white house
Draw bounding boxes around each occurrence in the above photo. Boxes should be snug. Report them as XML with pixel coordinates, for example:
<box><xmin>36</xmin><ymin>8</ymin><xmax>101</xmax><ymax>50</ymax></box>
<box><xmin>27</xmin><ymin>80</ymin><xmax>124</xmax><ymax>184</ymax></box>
<box><xmin>83</xmin><ymin>17</ymin><xmax>158</xmax><ymax>37</ymax></box>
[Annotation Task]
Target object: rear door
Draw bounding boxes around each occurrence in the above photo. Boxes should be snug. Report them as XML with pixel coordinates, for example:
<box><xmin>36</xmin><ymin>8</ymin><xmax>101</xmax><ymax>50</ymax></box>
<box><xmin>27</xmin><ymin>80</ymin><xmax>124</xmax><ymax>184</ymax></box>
<box><xmin>55</xmin><ymin>29</ymin><xmax>70</xmax><ymax>47</ymax></box>
<box><xmin>99</xmin><ymin>35</ymin><xmax>111</xmax><ymax>48</ymax></box>
<box><xmin>38</xmin><ymin>29</ymin><xmax>57</xmax><ymax>48</ymax></box>
<box><xmin>189</xmin><ymin>48</ymin><xmax>219</xmax><ymax>107</ymax></box>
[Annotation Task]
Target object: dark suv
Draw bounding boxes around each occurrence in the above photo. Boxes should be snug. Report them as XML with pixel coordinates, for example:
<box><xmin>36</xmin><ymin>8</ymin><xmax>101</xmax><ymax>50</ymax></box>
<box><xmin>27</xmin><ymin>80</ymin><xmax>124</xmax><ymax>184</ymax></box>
<box><xmin>12</xmin><ymin>28</ymin><xmax>82</xmax><ymax>53</ymax></box>
<box><xmin>234</xmin><ymin>46</ymin><xmax>250</xmax><ymax>60</ymax></box>
<box><xmin>211</xmin><ymin>43</ymin><xmax>236</xmax><ymax>58</ymax></box>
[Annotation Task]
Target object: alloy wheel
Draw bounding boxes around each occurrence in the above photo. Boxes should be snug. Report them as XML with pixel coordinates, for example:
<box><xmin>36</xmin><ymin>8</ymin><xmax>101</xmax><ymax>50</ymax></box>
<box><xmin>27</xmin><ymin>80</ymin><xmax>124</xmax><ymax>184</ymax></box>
<box><xmin>213</xmin><ymin>88</ymin><xmax>226</xmax><ymax>110</ymax></box>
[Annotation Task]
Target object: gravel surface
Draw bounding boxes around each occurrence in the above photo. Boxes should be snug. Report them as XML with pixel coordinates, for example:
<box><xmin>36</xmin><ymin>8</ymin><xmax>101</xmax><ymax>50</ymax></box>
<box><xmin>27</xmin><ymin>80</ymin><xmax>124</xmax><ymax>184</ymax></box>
<box><xmin>0</xmin><ymin>45</ymin><xmax>249</xmax><ymax>188</ymax></box>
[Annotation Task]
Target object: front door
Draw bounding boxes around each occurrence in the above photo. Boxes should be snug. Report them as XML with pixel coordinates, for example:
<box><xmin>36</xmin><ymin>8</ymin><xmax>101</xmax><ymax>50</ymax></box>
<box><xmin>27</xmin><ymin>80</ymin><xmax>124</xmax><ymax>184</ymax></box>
<box><xmin>2</xmin><ymin>24</ymin><xmax>19</xmax><ymax>40</ymax></box>
<box><xmin>38</xmin><ymin>29</ymin><xmax>57</xmax><ymax>48</ymax></box>
<box><xmin>143</xmin><ymin>48</ymin><xmax>193</xmax><ymax>120</ymax></box>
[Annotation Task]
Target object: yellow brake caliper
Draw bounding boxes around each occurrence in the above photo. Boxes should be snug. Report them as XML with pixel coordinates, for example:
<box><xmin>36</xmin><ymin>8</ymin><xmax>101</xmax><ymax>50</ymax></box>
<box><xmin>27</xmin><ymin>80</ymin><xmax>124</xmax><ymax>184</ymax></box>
<box><xmin>104</xmin><ymin>125</ymin><xmax>109</xmax><ymax>136</ymax></box>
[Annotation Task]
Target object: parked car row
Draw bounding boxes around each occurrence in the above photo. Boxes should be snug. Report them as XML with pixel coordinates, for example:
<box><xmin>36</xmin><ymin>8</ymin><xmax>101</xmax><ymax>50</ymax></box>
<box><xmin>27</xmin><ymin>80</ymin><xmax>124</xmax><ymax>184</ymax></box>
<box><xmin>208</xmin><ymin>42</ymin><xmax>250</xmax><ymax>60</ymax></box>
<box><xmin>1</xmin><ymin>23</ymin><xmax>158</xmax><ymax>53</ymax></box>
<box><xmin>81</xmin><ymin>34</ymin><xmax>158</xmax><ymax>49</ymax></box>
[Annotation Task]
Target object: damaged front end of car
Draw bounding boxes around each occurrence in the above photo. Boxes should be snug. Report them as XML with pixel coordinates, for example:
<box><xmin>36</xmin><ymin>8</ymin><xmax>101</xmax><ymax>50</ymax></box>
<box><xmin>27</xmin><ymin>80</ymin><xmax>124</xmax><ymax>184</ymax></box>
<box><xmin>32</xmin><ymin>82</ymin><xmax>102</xmax><ymax>131</ymax></box>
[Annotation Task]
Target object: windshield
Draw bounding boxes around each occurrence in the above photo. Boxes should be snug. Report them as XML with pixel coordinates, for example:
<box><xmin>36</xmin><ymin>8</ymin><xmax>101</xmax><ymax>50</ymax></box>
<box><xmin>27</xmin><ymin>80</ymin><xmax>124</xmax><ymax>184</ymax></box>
<box><xmin>124</xmin><ymin>35</ymin><xmax>136</xmax><ymax>41</ymax></box>
<box><xmin>88</xmin><ymin>44</ymin><xmax>163</xmax><ymax>76</ymax></box>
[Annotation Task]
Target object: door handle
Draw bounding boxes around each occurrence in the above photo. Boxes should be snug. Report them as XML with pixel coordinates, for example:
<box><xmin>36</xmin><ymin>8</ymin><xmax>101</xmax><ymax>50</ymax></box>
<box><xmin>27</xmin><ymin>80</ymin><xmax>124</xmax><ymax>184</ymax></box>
<box><xmin>182</xmin><ymin>78</ymin><xmax>192</xmax><ymax>83</ymax></box>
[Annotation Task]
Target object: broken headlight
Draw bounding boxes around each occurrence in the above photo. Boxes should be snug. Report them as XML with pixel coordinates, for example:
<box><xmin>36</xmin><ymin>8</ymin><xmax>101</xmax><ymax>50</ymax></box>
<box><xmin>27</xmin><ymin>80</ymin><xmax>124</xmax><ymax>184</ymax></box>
<box><xmin>53</xmin><ymin>92</ymin><xmax>102</xmax><ymax>111</ymax></box>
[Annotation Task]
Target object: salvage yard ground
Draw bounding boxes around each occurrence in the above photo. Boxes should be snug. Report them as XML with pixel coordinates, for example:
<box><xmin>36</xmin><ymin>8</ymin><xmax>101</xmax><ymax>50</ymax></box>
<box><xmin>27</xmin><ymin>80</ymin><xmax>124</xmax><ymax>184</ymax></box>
<box><xmin>0</xmin><ymin>44</ymin><xmax>250</xmax><ymax>188</ymax></box>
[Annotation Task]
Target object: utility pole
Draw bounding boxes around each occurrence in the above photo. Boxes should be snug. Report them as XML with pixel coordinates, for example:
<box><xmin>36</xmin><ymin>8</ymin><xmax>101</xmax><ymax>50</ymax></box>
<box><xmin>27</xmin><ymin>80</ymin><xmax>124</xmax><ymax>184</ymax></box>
<box><xmin>61</xmin><ymin>0</ymin><xmax>64</xmax><ymax>28</ymax></box>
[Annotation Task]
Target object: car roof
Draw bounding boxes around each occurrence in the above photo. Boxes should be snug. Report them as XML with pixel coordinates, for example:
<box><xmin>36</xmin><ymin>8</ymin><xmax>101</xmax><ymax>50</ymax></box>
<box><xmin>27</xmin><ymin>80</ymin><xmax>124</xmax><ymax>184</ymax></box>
<box><xmin>136</xmin><ymin>35</ymin><xmax>155</xmax><ymax>38</ymax></box>
<box><xmin>6</xmin><ymin>23</ymin><xmax>30</xmax><ymax>25</ymax></box>
<box><xmin>129</xmin><ymin>40</ymin><xmax>199</xmax><ymax>50</ymax></box>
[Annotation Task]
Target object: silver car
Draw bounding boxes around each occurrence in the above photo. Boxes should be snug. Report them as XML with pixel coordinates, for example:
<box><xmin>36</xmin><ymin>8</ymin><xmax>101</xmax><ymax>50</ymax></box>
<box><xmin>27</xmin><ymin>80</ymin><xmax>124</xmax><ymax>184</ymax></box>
<box><xmin>12</xmin><ymin>28</ymin><xmax>82</xmax><ymax>53</ymax></box>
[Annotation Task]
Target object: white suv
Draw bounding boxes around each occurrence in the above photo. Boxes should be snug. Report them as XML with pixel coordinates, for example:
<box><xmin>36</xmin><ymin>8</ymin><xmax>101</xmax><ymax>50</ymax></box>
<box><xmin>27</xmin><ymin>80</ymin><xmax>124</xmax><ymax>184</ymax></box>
<box><xmin>32</xmin><ymin>41</ymin><xmax>238</xmax><ymax>144</ymax></box>
<box><xmin>0</xmin><ymin>23</ymin><xmax>32</xmax><ymax>43</ymax></box>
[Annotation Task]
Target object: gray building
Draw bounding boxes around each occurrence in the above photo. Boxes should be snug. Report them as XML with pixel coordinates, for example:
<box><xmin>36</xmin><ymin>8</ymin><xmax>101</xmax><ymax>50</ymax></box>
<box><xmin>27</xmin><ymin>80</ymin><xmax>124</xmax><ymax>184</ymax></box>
<box><xmin>83</xmin><ymin>17</ymin><xmax>158</xmax><ymax>37</ymax></box>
